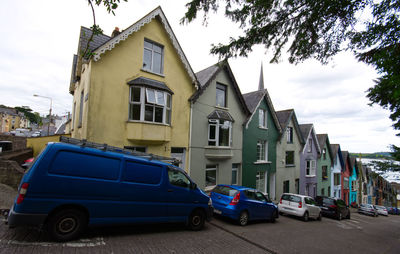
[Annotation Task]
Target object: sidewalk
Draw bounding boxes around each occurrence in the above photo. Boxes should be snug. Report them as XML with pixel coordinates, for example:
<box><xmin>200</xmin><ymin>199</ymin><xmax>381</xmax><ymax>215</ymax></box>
<box><xmin>0</xmin><ymin>183</ymin><xmax>17</xmax><ymax>209</ymax></box>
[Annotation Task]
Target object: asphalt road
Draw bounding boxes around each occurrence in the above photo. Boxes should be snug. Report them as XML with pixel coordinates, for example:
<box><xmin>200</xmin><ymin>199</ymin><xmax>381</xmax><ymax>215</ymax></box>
<box><xmin>1</xmin><ymin>210</ymin><xmax>399</xmax><ymax>254</ymax></box>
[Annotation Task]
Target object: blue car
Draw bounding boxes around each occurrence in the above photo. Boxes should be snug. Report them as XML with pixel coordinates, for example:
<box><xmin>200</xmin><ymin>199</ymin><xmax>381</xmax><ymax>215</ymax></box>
<box><xmin>210</xmin><ymin>185</ymin><xmax>278</xmax><ymax>226</ymax></box>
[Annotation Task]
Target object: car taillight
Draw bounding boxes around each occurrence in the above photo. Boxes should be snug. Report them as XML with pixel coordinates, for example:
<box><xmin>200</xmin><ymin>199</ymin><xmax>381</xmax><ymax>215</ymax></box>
<box><xmin>16</xmin><ymin>183</ymin><xmax>29</xmax><ymax>204</ymax></box>
<box><xmin>229</xmin><ymin>192</ymin><xmax>241</xmax><ymax>206</ymax></box>
<box><xmin>329</xmin><ymin>205</ymin><xmax>338</xmax><ymax>209</ymax></box>
<box><xmin>280</xmin><ymin>197</ymin><xmax>283</xmax><ymax>204</ymax></box>
<box><xmin>298</xmin><ymin>201</ymin><xmax>302</xmax><ymax>208</ymax></box>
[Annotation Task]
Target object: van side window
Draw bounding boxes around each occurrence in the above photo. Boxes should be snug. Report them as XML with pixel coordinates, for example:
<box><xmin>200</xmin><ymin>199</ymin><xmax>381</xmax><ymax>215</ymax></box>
<box><xmin>49</xmin><ymin>151</ymin><xmax>120</xmax><ymax>180</ymax></box>
<box><xmin>168</xmin><ymin>168</ymin><xmax>190</xmax><ymax>188</ymax></box>
<box><xmin>124</xmin><ymin>161</ymin><xmax>162</xmax><ymax>184</ymax></box>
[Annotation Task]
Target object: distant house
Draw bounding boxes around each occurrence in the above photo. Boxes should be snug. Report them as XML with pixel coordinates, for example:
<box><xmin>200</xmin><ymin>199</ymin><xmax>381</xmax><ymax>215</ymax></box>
<box><xmin>341</xmin><ymin>151</ymin><xmax>352</xmax><ymax>205</ymax></box>
<box><xmin>275</xmin><ymin>109</ymin><xmax>304</xmax><ymax>200</ymax></box>
<box><xmin>349</xmin><ymin>156</ymin><xmax>359</xmax><ymax>205</ymax></box>
<box><xmin>242</xmin><ymin>65</ymin><xmax>281</xmax><ymax>199</ymax></box>
<box><xmin>299</xmin><ymin>124</ymin><xmax>321</xmax><ymax>198</ymax></box>
<box><xmin>188</xmin><ymin>60</ymin><xmax>249</xmax><ymax>190</ymax></box>
<box><xmin>316</xmin><ymin>134</ymin><xmax>333</xmax><ymax>196</ymax></box>
<box><xmin>68</xmin><ymin>7</ymin><xmax>198</xmax><ymax>171</ymax></box>
<box><xmin>330</xmin><ymin>144</ymin><xmax>344</xmax><ymax>198</ymax></box>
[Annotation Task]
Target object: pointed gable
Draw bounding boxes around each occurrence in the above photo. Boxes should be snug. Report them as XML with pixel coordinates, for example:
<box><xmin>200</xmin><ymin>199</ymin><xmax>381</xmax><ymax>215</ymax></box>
<box><xmin>317</xmin><ymin>134</ymin><xmax>334</xmax><ymax>163</ymax></box>
<box><xmin>299</xmin><ymin>124</ymin><xmax>321</xmax><ymax>154</ymax></box>
<box><xmin>276</xmin><ymin>109</ymin><xmax>304</xmax><ymax>144</ymax></box>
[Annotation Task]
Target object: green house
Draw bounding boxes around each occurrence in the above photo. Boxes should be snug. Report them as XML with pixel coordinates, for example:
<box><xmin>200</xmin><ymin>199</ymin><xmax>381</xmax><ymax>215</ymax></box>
<box><xmin>317</xmin><ymin>134</ymin><xmax>334</xmax><ymax>196</ymax></box>
<box><xmin>242</xmin><ymin>66</ymin><xmax>282</xmax><ymax>200</ymax></box>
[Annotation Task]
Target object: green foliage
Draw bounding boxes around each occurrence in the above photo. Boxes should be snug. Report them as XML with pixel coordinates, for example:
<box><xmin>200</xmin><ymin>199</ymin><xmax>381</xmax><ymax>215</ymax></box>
<box><xmin>182</xmin><ymin>0</ymin><xmax>400</xmax><ymax>134</ymax></box>
<box><xmin>368</xmin><ymin>160</ymin><xmax>400</xmax><ymax>172</ymax></box>
<box><xmin>14</xmin><ymin>106</ymin><xmax>42</xmax><ymax>124</ymax></box>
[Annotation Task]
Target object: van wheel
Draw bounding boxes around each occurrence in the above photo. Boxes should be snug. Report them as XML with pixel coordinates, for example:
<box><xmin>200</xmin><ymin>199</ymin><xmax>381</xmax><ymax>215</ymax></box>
<box><xmin>303</xmin><ymin>211</ymin><xmax>309</xmax><ymax>222</ymax></box>
<box><xmin>188</xmin><ymin>210</ymin><xmax>205</xmax><ymax>231</ymax></box>
<box><xmin>239</xmin><ymin>211</ymin><xmax>249</xmax><ymax>226</ymax></box>
<box><xmin>46</xmin><ymin>209</ymin><xmax>87</xmax><ymax>242</ymax></box>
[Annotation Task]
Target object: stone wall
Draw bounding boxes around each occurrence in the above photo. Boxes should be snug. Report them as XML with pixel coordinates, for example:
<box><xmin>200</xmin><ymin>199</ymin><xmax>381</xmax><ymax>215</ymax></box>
<box><xmin>0</xmin><ymin>148</ymin><xmax>33</xmax><ymax>164</ymax></box>
<box><xmin>0</xmin><ymin>160</ymin><xmax>24</xmax><ymax>190</ymax></box>
<box><xmin>0</xmin><ymin>134</ymin><xmax>27</xmax><ymax>151</ymax></box>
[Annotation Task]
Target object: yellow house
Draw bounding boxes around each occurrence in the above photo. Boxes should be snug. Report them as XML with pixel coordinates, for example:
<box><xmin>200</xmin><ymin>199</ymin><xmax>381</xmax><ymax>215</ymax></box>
<box><xmin>0</xmin><ymin>107</ymin><xmax>21</xmax><ymax>132</ymax></box>
<box><xmin>69</xmin><ymin>7</ymin><xmax>198</xmax><ymax>171</ymax></box>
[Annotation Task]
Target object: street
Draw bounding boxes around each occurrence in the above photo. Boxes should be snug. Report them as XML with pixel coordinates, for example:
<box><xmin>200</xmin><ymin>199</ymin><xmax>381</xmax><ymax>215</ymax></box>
<box><xmin>1</xmin><ymin>210</ymin><xmax>399</xmax><ymax>254</ymax></box>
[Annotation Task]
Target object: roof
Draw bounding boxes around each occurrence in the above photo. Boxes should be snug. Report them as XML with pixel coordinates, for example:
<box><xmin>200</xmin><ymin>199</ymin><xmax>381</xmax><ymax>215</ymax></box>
<box><xmin>79</xmin><ymin>26</ymin><xmax>112</xmax><ymax>57</ymax></box>
<box><xmin>276</xmin><ymin>109</ymin><xmax>305</xmax><ymax>144</ymax></box>
<box><xmin>208</xmin><ymin>110</ymin><xmax>235</xmax><ymax>122</ymax></box>
<box><xmin>316</xmin><ymin>134</ymin><xmax>334</xmax><ymax>163</ymax></box>
<box><xmin>299</xmin><ymin>124</ymin><xmax>321</xmax><ymax>154</ymax></box>
<box><xmin>191</xmin><ymin>60</ymin><xmax>250</xmax><ymax>115</ymax></box>
<box><xmin>0</xmin><ymin>107</ymin><xmax>17</xmax><ymax>116</ymax></box>
<box><xmin>341</xmin><ymin>151</ymin><xmax>350</xmax><ymax>172</ymax></box>
<box><xmin>127</xmin><ymin>76</ymin><xmax>173</xmax><ymax>94</ymax></box>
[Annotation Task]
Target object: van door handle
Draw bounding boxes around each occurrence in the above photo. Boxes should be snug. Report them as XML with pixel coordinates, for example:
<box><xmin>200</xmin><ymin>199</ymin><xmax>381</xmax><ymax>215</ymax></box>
<box><xmin>168</xmin><ymin>189</ymin><xmax>173</xmax><ymax>192</ymax></box>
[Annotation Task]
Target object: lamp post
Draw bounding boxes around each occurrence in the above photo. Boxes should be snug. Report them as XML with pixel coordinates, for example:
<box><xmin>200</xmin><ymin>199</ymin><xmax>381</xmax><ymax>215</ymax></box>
<box><xmin>33</xmin><ymin>94</ymin><xmax>52</xmax><ymax>136</ymax></box>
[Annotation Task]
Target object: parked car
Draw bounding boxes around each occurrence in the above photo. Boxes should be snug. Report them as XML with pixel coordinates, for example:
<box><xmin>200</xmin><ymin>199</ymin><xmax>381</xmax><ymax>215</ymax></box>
<box><xmin>374</xmin><ymin>205</ymin><xmax>388</xmax><ymax>216</ymax></box>
<box><xmin>315</xmin><ymin>196</ymin><xmax>350</xmax><ymax>220</ymax></box>
<box><xmin>358</xmin><ymin>204</ymin><xmax>378</xmax><ymax>217</ymax></box>
<box><xmin>7</xmin><ymin>141</ymin><xmax>213</xmax><ymax>241</ymax></box>
<box><xmin>31</xmin><ymin>131</ymin><xmax>41</xmax><ymax>137</ymax></box>
<box><xmin>21</xmin><ymin>157</ymin><xmax>34</xmax><ymax>170</ymax></box>
<box><xmin>210</xmin><ymin>185</ymin><xmax>278</xmax><ymax>226</ymax></box>
<box><xmin>278</xmin><ymin>193</ymin><xmax>321</xmax><ymax>222</ymax></box>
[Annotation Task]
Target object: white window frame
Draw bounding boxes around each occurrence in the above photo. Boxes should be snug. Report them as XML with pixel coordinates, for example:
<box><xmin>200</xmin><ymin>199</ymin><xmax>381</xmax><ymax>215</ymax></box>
<box><xmin>207</xmin><ymin>119</ymin><xmax>232</xmax><ymax>147</ymax></box>
<box><xmin>308</xmin><ymin>138</ymin><xmax>312</xmax><ymax>153</ymax></box>
<box><xmin>216</xmin><ymin>83</ymin><xmax>227</xmax><ymax>107</ymax></box>
<box><xmin>232</xmin><ymin>164</ymin><xmax>239</xmax><ymax>185</ymax></box>
<box><xmin>205</xmin><ymin>165</ymin><xmax>217</xmax><ymax>190</ymax></box>
<box><xmin>306</xmin><ymin>160</ymin><xmax>316</xmax><ymax>177</ymax></box>
<box><xmin>143</xmin><ymin>39</ymin><xmax>164</xmax><ymax>74</ymax></box>
<box><xmin>256</xmin><ymin>171</ymin><xmax>267</xmax><ymax>193</ymax></box>
<box><xmin>287</xmin><ymin>127</ymin><xmax>293</xmax><ymax>143</ymax></box>
<box><xmin>129</xmin><ymin>86</ymin><xmax>171</xmax><ymax>125</ymax></box>
<box><xmin>257</xmin><ymin>140</ymin><xmax>268</xmax><ymax>162</ymax></box>
<box><xmin>258</xmin><ymin>109</ymin><xmax>267</xmax><ymax>128</ymax></box>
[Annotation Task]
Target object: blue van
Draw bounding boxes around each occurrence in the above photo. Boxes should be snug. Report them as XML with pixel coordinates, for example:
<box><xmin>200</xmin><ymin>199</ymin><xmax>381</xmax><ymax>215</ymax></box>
<box><xmin>7</xmin><ymin>139</ymin><xmax>212</xmax><ymax>241</ymax></box>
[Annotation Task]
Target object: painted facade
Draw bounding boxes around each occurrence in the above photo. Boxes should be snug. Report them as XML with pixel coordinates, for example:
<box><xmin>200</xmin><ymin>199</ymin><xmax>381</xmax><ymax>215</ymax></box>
<box><xmin>330</xmin><ymin>144</ymin><xmax>344</xmax><ymax>198</ymax></box>
<box><xmin>275</xmin><ymin>109</ymin><xmax>304</xmax><ymax>201</ymax></box>
<box><xmin>316</xmin><ymin>134</ymin><xmax>333</xmax><ymax>196</ymax></box>
<box><xmin>349</xmin><ymin>157</ymin><xmax>359</xmax><ymax>205</ymax></box>
<box><xmin>242</xmin><ymin>67</ymin><xmax>281</xmax><ymax>199</ymax></box>
<box><xmin>299</xmin><ymin>124</ymin><xmax>321</xmax><ymax>198</ymax></box>
<box><xmin>69</xmin><ymin>7</ymin><xmax>197</xmax><ymax>171</ymax></box>
<box><xmin>189</xmin><ymin>61</ymin><xmax>249</xmax><ymax>190</ymax></box>
<box><xmin>341</xmin><ymin>151</ymin><xmax>351</xmax><ymax>205</ymax></box>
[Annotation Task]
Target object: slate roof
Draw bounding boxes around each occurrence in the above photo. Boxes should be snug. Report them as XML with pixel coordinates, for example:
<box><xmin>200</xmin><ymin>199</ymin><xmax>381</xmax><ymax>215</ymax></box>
<box><xmin>276</xmin><ymin>109</ymin><xmax>293</xmax><ymax>130</ymax></box>
<box><xmin>191</xmin><ymin>60</ymin><xmax>249</xmax><ymax>115</ymax></box>
<box><xmin>0</xmin><ymin>107</ymin><xmax>17</xmax><ymax>116</ymax></box>
<box><xmin>341</xmin><ymin>151</ymin><xmax>349</xmax><ymax>172</ymax></box>
<box><xmin>208</xmin><ymin>110</ymin><xmax>235</xmax><ymax>122</ymax></box>
<box><xmin>299</xmin><ymin>124</ymin><xmax>313</xmax><ymax>140</ymax></box>
<box><xmin>330</xmin><ymin>144</ymin><xmax>340</xmax><ymax>162</ymax></box>
<box><xmin>78</xmin><ymin>26</ymin><xmax>112</xmax><ymax>58</ymax></box>
<box><xmin>317</xmin><ymin>134</ymin><xmax>327</xmax><ymax>150</ymax></box>
<box><xmin>127</xmin><ymin>77</ymin><xmax>173</xmax><ymax>94</ymax></box>
<box><xmin>242</xmin><ymin>90</ymin><xmax>264</xmax><ymax>113</ymax></box>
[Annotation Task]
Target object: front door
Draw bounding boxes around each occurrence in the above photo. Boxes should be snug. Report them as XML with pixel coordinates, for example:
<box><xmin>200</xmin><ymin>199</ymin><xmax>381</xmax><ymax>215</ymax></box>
<box><xmin>256</xmin><ymin>171</ymin><xmax>267</xmax><ymax>193</ymax></box>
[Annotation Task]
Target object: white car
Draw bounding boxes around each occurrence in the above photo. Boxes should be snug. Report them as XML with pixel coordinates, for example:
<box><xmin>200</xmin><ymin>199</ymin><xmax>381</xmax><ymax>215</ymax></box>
<box><xmin>31</xmin><ymin>131</ymin><xmax>41</xmax><ymax>137</ymax></box>
<box><xmin>374</xmin><ymin>205</ymin><xmax>388</xmax><ymax>216</ymax></box>
<box><xmin>278</xmin><ymin>193</ymin><xmax>322</xmax><ymax>221</ymax></box>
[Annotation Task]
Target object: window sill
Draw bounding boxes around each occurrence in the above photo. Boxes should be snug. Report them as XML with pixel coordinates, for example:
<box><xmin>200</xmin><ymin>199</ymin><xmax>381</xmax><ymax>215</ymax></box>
<box><xmin>141</xmin><ymin>68</ymin><xmax>165</xmax><ymax>78</ymax></box>
<box><xmin>214</xmin><ymin>105</ymin><xmax>229</xmax><ymax>111</ymax></box>
<box><xmin>254</xmin><ymin>161</ymin><xmax>271</xmax><ymax>165</ymax></box>
<box><xmin>258</xmin><ymin>126</ymin><xmax>268</xmax><ymax>130</ymax></box>
<box><xmin>306</xmin><ymin>175</ymin><xmax>316</xmax><ymax>178</ymax></box>
<box><xmin>285</xmin><ymin>164</ymin><xmax>295</xmax><ymax>168</ymax></box>
<box><xmin>127</xmin><ymin>120</ymin><xmax>170</xmax><ymax>126</ymax></box>
<box><xmin>204</xmin><ymin>146</ymin><xmax>231</xmax><ymax>150</ymax></box>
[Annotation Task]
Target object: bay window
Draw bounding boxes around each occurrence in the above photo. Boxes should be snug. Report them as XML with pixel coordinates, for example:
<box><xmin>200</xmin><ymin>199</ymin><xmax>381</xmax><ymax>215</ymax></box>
<box><xmin>208</xmin><ymin>119</ymin><xmax>232</xmax><ymax>147</ymax></box>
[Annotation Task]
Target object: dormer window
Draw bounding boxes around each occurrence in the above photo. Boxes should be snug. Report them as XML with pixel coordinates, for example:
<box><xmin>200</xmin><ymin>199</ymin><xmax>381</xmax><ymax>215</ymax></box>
<box><xmin>143</xmin><ymin>39</ymin><xmax>163</xmax><ymax>74</ymax></box>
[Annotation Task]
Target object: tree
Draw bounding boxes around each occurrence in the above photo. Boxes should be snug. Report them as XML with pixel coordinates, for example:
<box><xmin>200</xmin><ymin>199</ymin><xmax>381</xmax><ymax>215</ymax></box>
<box><xmin>14</xmin><ymin>106</ymin><xmax>41</xmax><ymax>125</ymax></box>
<box><xmin>182</xmin><ymin>0</ymin><xmax>400</xmax><ymax>134</ymax></box>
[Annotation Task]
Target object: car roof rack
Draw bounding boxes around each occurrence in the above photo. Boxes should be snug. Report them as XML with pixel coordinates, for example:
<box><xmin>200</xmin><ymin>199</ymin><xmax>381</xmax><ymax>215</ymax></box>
<box><xmin>59</xmin><ymin>136</ymin><xmax>180</xmax><ymax>166</ymax></box>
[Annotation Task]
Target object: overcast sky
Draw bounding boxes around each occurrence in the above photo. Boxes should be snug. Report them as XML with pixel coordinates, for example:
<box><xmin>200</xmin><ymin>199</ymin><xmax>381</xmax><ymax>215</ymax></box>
<box><xmin>1</xmin><ymin>0</ymin><xmax>398</xmax><ymax>153</ymax></box>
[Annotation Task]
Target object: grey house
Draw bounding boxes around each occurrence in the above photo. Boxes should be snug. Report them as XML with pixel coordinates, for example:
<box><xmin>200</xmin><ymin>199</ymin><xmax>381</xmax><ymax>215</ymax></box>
<box><xmin>299</xmin><ymin>124</ymin><xmax>321</xmax><ymax>198</ymax></box>
<box><xmin>275</xmin><ymin>109</ymin><xmax>305</xmax><ymax>201</ymax></box>
<box><xmin>189</xmin><ymin>61</ymin><xmax>249</xmax><ymax>190</ymax></box>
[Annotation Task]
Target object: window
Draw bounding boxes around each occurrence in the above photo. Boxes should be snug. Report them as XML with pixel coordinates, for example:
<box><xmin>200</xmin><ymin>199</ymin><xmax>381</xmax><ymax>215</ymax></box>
<box><xmin>308</xmin><ymin>138</ymin><xmax>312</xmax><ymax>152</ymax></box>
<box><xmin>287</xmin><ymin>127</ymin><xmax>293</xmax><ymax>143</ymax></box>
<box><xmin>295</xmin><ymin>179</ymin><xmax>299</xmax><ymax>194</ymax></box>
<box><xmin>208</xmin><ymin>119</ymin><xmax>232</xmax><ymax>147</ymax></box>
<box><xmin>352</xmin><ymin>181</ymin><xmax>357</xmax><ymax>191</ymax></box>
<box><xmin>328</xmin><ymin>186</ymin><xmax>331</xmax><ymax>196</ymax></box>
<box><xmin>334</xmin><ymin>173</ymin><xmax>341</xmax><ymax>185</ymax></box>
<box><xmin>306</xmin><ymin>160</ymin><xmax>316</xmax><ymax>176</ymax></box>
<box><xmin>305</xmin><ymin>197</ymin><xmax>317</xmax><ymax>206</ymax></box>
<box><xmin>232</xmin><ymin>164</ymin><xmax>239</xmax><ymax>185</ymax></box>
<box><xmin>256</xmin><ymin>171</ymin><xmax>266</xmax><ymax>193</ymax></box>
<box><xmin>206</xmin><ymin>165</ymin><xmax>217</xmax><ymax>188</ymax></box>
<box><xmin>283</xmin><ymin>180</ymin><xmax>289</xmax><ymax>193</ymax></box>
<box><xmin>124</xmin><ymin>146</ymin><xmax>147</xmax><ymax>153</ymax></box>
<box><xmin>257</xmin><ymin>140</ymin><xmax>268</xmax><ymax>161</ymax></box>
<box><xmin>322</xmin><ymin>166</ymin><xmax>328</xmax><ymax>181</ymax></box>
<box><xmin>72</xmin><ymin>102</ymin><xmax>76</xmax><ymax>129</ymax></box>
<box><xmin>343</xmin><ymin>177</ymin><xmax>349</xmax><ymax>189</ymax></box>
<box><xmin>258</xmin><ymin>109</ymin><xmax>267</xmax><ymax>128</ymax></box>
<box><xmin>285</xmin><ymin>151</ymin><xmax>294</xmax><ymax>166</ymax></box>
<box><xmin>129</xmin><ymin>86</ymin><xmax>171</xmax><ymax>124</ymax></box>
<box><xmin>143</xmin><ymin>39</ymin><xmax>163</xmax><ymax>74</ymax></box>
<box><xmin>78</xmin><ymin>90</ymin><xmax>84</xmax><ymax>127</ymax></box>
<box><xmin>321</xmin><ymin>188</ymin><xmax>325</xmax><ymax>196</ymax></box>
<box><xmin>322</xmin><ymin>148</ymin><xmax>326</xmax><ymax>160</ymax></box>
<box><xmin>216</xmin><ymin>84</ymin><xmax>227</xmax><ymax>107</ymax></box>
<box><xmin>168</xmin><ymin>168</ymin><xmax>191</xmax><ymax>188</ymax></box>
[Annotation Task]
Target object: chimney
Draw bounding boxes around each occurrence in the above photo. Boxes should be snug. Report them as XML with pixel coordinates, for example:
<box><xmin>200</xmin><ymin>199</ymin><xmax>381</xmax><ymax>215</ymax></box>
<box><xmin>111</xmin><ymin>27</ymin><xmax>121</xmax><ymax>38</ymax></box>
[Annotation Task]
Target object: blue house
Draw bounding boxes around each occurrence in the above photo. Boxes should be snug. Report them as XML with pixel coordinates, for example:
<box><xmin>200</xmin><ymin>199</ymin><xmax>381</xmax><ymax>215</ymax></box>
<box><xmin>349</xmin><ymin>157</ymin><xmax>359</xmax><ymax>205</ymax></box>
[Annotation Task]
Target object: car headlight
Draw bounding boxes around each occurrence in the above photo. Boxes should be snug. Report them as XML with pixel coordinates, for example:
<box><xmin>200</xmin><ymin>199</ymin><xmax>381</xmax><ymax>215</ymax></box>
<box><xmin>208</xmin><ymin>198</ymin><xmax>212</xmax><ymax>206</ymax></box>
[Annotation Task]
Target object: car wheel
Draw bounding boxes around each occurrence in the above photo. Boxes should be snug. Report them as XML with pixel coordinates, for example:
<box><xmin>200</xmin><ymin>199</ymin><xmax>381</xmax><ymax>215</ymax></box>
<box><xmin>46</xmin><ymin>209</ymin><xmax>87</xmax><ymax>242</ymax></box>
<box><xmin>303</xmin><ymin>211</ymin><xmax>309</xmax><ymax>222</ymax></box>
<box><xmin>239</xmin><ymin>211</ymin><xmax>249</xmax><ymax>226</ymax></box>
<box><xmin>317</xmin><ymin>212</ymin><xmax>322</xmax><ymax>221</ymax></box>
<box><xmin>337</xmin><ymin>212</ymin><xmax>342</xmax><ymax>221</ymax></box>
<box><xmin>346</xmin><ymin>212</ymin><xmax>351</xmax><ymax>220</ymax></box>
<box><xmin>270</xmin><ymin>210</ymin><xmax>277</xmax><ymax>223</ymax></box>
<box><xmin>188</xmin><ymin>209</ymin><xmax>205</xmax><ymax>231</ymax></box>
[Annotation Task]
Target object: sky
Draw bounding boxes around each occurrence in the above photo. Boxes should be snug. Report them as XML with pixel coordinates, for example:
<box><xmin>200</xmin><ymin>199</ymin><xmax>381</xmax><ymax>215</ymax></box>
<box><xmin>0</xmin><ymin>0</ymin><xmax>398</xmax><ymax>153</ymax></box>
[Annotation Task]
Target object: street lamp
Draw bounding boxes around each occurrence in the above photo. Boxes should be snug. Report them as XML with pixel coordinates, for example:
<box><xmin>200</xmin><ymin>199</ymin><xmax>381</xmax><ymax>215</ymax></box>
<box><xmin>33</xmin><ymin>94</ymin><xmax>52</xmax><ymax>136</ymax></box>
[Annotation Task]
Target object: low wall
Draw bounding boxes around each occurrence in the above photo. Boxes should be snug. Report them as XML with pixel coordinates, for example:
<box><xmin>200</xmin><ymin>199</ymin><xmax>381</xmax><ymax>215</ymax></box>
<box><xmin>0</xmin><ymin>134</ymin><xmax>26</xmax><ymax>151</ymax></box>
<box><xmin>0</xmin><ymin>148</ymin><xmax>33</xmax><ymax>164</ymax></box>
<box><xmin>0</xmin><ymin>160</ymin><xmax>24</xmax><ymax>190</ymax></box>
<box><xmin>27</xmin><ymin>134</ymin><xmax>70</xmax><ymax>157</ymax></box>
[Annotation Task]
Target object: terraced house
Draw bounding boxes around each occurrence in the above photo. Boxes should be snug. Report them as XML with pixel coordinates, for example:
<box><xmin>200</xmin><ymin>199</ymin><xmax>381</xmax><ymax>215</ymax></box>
<box><xmin>275</xmin><ymin>109</ymin><xmax>304</xmax><ymax>201</ymax></box>
<box><xmin>330</xmin><ymin>144</ymin><xmax>344</xmax><ymax>198</ymax></box>
<box><xmin>68</xmin><ymin>7</ymin><xmax>197</xmax><ymax>171</ymax></box>
<box><xmin>316</xmin><ymin>134</ymin><xmax>333</xmax><ymax>196</ymax></box>
<box><xmin>242</xmin><ymin>66</ymin><xmax>281</xmax><ymax>200</ymax></box>
<box><xmin>188</xmin><ymin>61</ymin><xmax>248</xmax><ymax>190</ymax></box>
